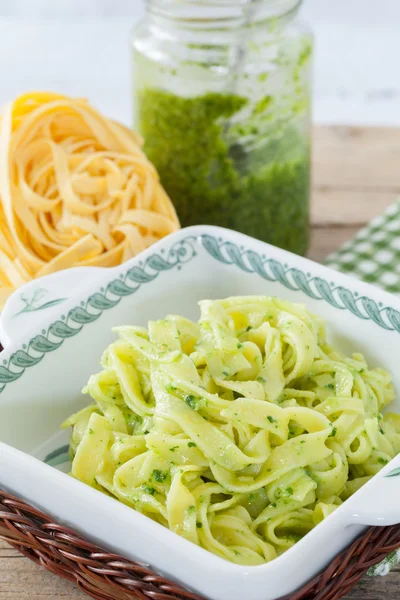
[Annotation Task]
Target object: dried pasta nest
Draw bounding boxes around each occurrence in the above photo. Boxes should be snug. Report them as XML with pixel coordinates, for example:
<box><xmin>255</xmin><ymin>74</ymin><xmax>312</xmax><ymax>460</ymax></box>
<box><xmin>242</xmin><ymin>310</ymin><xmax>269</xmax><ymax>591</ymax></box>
<box><xmin>0</xmin><ymin>92</ymin><xmax>179</xmax><ymax>307</ymax></box>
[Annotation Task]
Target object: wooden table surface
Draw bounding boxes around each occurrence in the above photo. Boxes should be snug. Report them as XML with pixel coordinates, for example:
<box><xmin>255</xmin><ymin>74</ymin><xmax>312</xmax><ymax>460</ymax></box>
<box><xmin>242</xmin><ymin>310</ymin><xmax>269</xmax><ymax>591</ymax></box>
<box><xmin>1</xmin><ymin>125</ymin><xmax>400</xmax><ymax>599</ymax></box>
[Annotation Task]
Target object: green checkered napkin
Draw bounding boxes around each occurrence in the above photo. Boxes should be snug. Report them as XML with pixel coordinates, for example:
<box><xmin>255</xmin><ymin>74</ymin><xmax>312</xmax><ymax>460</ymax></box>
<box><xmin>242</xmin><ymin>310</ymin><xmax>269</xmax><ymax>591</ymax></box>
<box><xmin>325</xmin><ymin>199</ymin><xmax>400</xmax><ymax>577</ymax></box>
<box><xmin>325</xmin><ymin>200</ymin><xmax>400</xmax><ymax>293</ymax></box>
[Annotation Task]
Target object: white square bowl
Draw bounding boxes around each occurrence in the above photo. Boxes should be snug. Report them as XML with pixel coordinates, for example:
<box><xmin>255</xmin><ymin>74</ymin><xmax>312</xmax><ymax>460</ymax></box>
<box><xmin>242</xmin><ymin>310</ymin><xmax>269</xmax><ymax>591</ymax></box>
<box><xmin>1</xmin><ymin>225</ymin><xmax>400</xmax><ymax>600</ymax></box>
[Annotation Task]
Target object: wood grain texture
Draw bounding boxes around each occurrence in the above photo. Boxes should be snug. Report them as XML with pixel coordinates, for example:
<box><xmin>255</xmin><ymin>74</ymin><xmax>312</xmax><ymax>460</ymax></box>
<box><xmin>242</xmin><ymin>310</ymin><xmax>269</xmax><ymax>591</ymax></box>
<box><xmin>1</xmin><ymin>125</ymin><xmax>399</xmax><ymax>600</ymax></box>
<box><xmin>311</xmin><ymin>189</ymin><xmax>396</xmax><ymax>226</ymax></box>
<box><xmin>313</xmin><ymin>126</ymin><xmax>400</xmax><ymax>189</ymax></box>
<box><xmin>308</xmin><ymin>225</ymin><xmax>360</xmax><ymax>262</ymax></box>
<box><xmin>0</xmin><ymin>542</ymin><xmax>84</xmax><ymax>598</ymax></box>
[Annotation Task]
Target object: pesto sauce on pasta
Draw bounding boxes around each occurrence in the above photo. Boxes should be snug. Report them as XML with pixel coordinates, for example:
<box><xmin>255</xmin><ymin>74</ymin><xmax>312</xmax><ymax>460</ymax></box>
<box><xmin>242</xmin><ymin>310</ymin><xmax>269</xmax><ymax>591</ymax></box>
<box><xmin>63</xmin><ymin>296</ymin><xmax>400</xmax><ymax>566</ymax></box>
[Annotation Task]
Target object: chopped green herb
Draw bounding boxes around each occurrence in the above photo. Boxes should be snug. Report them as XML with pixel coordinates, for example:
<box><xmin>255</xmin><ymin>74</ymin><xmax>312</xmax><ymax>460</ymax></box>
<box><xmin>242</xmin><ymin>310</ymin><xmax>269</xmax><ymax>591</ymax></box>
<box><xmin>330</xmin><ymin>427</ymin><xmax>337</xmax><ymax>438</ymax></box>
<box><xmin>378</xmin><ymin>457</ymin><xmax>389</xmax><ymax>465</ymax></box>
<box><xmin>326</xmin><ymin>383</ymin><xmax>335</xmax><ymax>390</ymax></box>
<box><xmin>254</xmin><ymin>95</ymin><xmax>272</xmax><ymax>115</ymax></box>
<box><xmin>165</xmin><ymin>383</ymin><xmax>177</xmax><ymax>393</ymax></box>
<box><xmin>222</xmin><ymin>370</ymin><xmax>229</xmax><ymax>377</ymax></box>
<box><xmin>267</xmin><ymin>416</ymin><xmax>276</xmax><ymax>423</ymax></box>
<box><xmin>169</xmin><ymin>446</ymin><xmax>179</xmax><ymax>452</ymax></box>
<box><xmin>152</xmin><ymin>469</ymin><xmax>168</xmax><ymax>483</ymax></box>
<box><xmin>237</xmin><ymin>342</ymin><xmax>243</xmax><ymax>349</ymax></box>
<box><xmin>257</xmin><ymin>376</ymin><xmax>266</xmax><ymax>383</ymax></box>
<box><xmin>196</xmin><ymin>521</ymin><xmax>203</xmax><ymax>529</ymax></box>
<box><xmin>188</xmin><ymin>441</ymin><xmax>197</xmax><ymax>448</ymax></box>
<box><xmin>184</xmin><ymin>394</ymin><xmax>198</xmax><ymax>410</ymax></box>
<box><xmin>88</xmin><ymin>428</ymin><xmax>94</xmax><ymax>435</ymax></box>
<box><xmin>246</xmin><ymin>326</ymin><xmax>253</xmax><ymax>332</ymax></box>
<box><xmin>186</xmin><ymin>505</ymin><xmax>196</xmax><ymax>514</ymax></box>
<box><xmin>141</xmin><ymin>485</ymin><xmax>156</xmax><ymax>496</ymax></box>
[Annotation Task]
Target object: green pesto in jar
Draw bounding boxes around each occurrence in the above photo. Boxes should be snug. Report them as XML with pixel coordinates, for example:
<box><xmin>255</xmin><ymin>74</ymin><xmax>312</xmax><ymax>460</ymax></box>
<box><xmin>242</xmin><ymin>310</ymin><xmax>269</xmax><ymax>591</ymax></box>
<box><xmin>137</xmin><ymin>89</ymin><xmax>310</xmax><ymax>255</ymax></box>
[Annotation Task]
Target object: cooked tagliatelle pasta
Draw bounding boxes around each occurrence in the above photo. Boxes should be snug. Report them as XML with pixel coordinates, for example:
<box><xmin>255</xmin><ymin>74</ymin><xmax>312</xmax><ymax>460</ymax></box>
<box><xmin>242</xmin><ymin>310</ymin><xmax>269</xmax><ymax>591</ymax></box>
<box><xmin>0</xmin><ymin>91</ymin><xmax>179</xmax><ymax>307</ymax></box>
<box><xmin>63</xmin><ymin>296</ymin><xmax>400</xmax><ymax>565</ymax></box>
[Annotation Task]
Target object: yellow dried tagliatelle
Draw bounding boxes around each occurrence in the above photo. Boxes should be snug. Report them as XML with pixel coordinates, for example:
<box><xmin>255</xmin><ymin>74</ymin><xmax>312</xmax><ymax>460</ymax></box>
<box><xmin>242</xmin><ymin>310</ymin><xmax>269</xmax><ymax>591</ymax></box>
<box><xmin>0</xmin><ymin>91</ymin><xmax>180</xmax><ymax>307</ymax></box>
<box><xmin>62</xmin><ymin>296</ymin><xmax>400</xmax><ymax>566</ymax></box>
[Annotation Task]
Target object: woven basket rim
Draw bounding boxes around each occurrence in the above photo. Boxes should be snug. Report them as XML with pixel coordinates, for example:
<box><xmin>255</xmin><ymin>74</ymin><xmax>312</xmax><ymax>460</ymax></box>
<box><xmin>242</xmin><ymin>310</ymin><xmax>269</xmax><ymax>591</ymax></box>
<box><xmin>0</xmin><ymin>489</ymin><xmax>400</xmax><ymax>600</ymax></box>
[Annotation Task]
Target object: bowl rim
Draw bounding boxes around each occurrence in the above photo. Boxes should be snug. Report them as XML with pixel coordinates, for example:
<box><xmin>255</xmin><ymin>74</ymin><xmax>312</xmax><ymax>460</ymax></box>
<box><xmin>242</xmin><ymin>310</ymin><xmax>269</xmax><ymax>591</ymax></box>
<box><xmin>2</xmin><ymin>224</ymin><xmax>400</xmax><ymax>397</ymax></box>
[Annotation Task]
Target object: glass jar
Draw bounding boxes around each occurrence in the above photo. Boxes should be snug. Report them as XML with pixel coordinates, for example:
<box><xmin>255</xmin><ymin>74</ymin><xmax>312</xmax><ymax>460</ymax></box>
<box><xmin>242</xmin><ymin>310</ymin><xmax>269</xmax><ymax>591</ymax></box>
<box><xmin>132</xmin><ymin>0</ymin><xmax>313</xmax><ymax>255</ymax></box>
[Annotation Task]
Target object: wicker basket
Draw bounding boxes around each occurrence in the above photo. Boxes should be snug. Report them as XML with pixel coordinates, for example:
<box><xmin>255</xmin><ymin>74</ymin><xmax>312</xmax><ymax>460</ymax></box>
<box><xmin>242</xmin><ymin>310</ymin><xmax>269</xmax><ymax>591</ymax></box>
<box><xmin>0</xmin><ymin>490</ymin><xmax>399</xmax><ymax>600</ymax></box>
